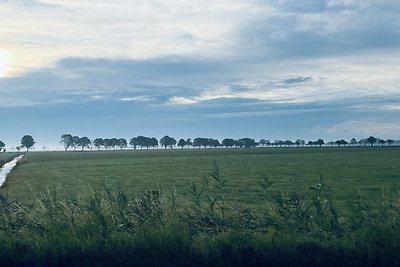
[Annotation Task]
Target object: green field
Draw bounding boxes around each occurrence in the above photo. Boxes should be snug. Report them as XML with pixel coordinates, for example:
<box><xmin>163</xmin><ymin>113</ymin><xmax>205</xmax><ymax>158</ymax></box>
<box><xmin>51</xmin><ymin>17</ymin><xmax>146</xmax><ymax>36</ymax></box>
<box><xmin>1</xmin><ymin>147</ymin><xmax>400</xmax><ymax>266</ymax></box>
<box><xmin>2</xmin><ymin>147</ymin><xmax>400</xmax><ymax>206</ymax></box>
<box><xmin>0</xmin><ymin>153</ymin><xmax>18</xmax><ymax>166</ymax></box>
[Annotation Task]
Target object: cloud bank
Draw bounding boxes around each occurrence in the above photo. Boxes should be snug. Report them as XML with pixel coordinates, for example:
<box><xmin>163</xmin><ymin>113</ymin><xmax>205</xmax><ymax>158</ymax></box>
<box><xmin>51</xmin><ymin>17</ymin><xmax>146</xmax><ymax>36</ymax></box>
<box><xmin>0</xmin><ymin>0</ymin><xmax>400</xmax><ymax>145</ymax></box>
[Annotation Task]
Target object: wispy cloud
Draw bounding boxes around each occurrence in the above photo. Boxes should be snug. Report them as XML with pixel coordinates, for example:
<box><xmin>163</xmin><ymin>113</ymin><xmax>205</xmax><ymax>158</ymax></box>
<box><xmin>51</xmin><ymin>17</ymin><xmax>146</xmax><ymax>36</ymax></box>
<box><xmin>322</xmin><ymin>119</ymin><xmax>400</xmax><ymax>138</ymax></box>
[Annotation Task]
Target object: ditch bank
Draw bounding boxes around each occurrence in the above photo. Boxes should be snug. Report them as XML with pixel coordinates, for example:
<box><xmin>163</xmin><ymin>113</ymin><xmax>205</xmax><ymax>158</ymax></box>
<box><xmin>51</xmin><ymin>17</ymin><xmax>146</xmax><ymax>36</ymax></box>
<box><xmin>0</xmin><ymin>155</ymin><xmax>24</xmax><ymax>187</ymax></box>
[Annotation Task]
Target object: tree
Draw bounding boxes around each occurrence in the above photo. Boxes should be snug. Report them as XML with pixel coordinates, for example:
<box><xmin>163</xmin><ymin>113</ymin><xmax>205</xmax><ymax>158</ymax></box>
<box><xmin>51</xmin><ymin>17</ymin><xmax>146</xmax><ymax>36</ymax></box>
<box><xmin>316</xmin><ymin>139</ymin><xmax>324</xmax><ymax>147</ymax></box>
<box><xmin>335</xmin><ymin>139</ymin><xmax>347</xmax><ymax>147</ymax></box>
<box><xmin>367</xmin><ymin>136</ymin><xmax>377</xmax><ymax>146</ymax></box>
<box><xmin>209</xmin><ymin>138</ymin><xmax>220</xmax><ymax>148</ymax></box>
<box><xmin>222</xmin><ymin>138</ymin><xmax>235</xmax><ymax>148</ymax></box>
<box><xmin>378</xmin><ymin>139</ymin><xmax>386</xmax><ymax>146</ymax></box>
<box><xmin>239</xmin><ymin>138</ymin><xmax>257</xmax><ymax>148</ymax></box>
<box><xmin>274</xmin><ymin>140</ymin><xmax>284</xmax><ymax>147</ymax></box>
<box><xmin>143</xmin><ymin>137</ymin><xmax>152</xmax><ymax>149</ymax></box>
<box><xmin>119</xmin><ymin>138</ymin><xmax>127</xmax><ymax>150</ymax></box>
<box><xmin>284</xmin><ymin>140</ymin><xmax>294</xmax><ymax>147</ymax></box>
<box><xmin>60</xmin><ymin>134</ymin><xmax>74</xmax><ymax>151</ymax></box>
<box><xmin>177</xmin><ymin>139</ymin><xmax>186</xmax><ymax>149</ymax></box>
<box><xmin>135</xmin><ymin>136</ymin><xmax>152</xmax><ymax>149</ymax></box>
<box><xmin>103</xmin><ymin>138</ymin><xmax>111</xmax><ymax>150</ymax></box>
<box><xmin>295</xmin><ymin>139</ymin><xmax>305</xmax><ymax>147</ymax></box>
<box><xmin>160</xmin><ymin>135</ymin><xmax>176</xmax><ymax>149</ymax></box>
<box><xmin>72</xmin><ymin>136</ymin><xmax>80</xmax><ymax>151</ymax></box>
<box><xmin>150</xmin><ymin>137</ymin><xmax>158</xmax><ymax>149</ymax></box>
<box><xmin>110</xmin><ymin>138</ymin><xmax>120</xmax><ymax>150</ymax></box>
<box><xmin>129</xmin><ymin>137</ymin><xmax>138</xmax><ymax>150</ymax></box>
<box><xmin>359</xmin><ymin>139</ymin><xmax>368</xmax><ymax>146</ymax></box>
<box><xmin>93</xmin><ymin>138</ymin><xmax>104</xmax><ymax>150</ymax></box>
<box><xmin>186</xmin><ymin>138</ymin><xmax>192</xmax><ymax>148</ymax></box>
<box><xmin>259</xmin><ymin>139</ymin><xmax>266</xmax><ymax>147</ymax></box>
<box><xmin>193</xmin><ymin>138</ymin><xmax>204</xmax><ymax>148</ymax></box>
<box><xmin>236</xmin><ymin>139</ymin><xmax>245</xmax><ymax>148</ymax></box>
<box><xmin>21</xmin><ymin>135</ymin><xmax>35</xmax><ymax>151</ymax></box>
<box><xmin>0</xmin><ymin>141</ymin><xmax>5</xmax><ymax>152</ymax></box>
<box><xmin>386</xmin><ymin>139</ymin><xmax>394</xmax><ymax>146</ymax></box>
<box><xmin>78</xmin><ymin>137</ymin><xmax>91</xmax><ymax>151</ymax></box>
<box><xmin>350</xmin><ymin>138</ymin><xmax>357</xmax><ymax>146</ymax></box>
<box><xmin>307</xmin><ymin>141</ymin><xmax>315</xmax><ymax>146</ymax></box>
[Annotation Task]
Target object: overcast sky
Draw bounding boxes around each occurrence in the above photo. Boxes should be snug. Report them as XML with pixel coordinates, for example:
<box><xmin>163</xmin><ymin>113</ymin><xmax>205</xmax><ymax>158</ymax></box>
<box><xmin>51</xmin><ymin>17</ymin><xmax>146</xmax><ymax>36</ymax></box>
<box><xmin>1</xmin><ymin>0</ymin><xmax>400</xmax><ymax>149</ymax></box>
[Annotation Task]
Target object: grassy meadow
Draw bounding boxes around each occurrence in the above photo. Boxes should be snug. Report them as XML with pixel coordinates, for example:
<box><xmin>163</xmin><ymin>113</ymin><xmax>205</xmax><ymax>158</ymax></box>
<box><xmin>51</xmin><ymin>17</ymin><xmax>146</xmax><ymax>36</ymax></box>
<box><xmin>0</xmin><ymin>147</ymin><xmax>400</xmax><ymax>266</ymax></box>
<box><xmin>2</xmin><ymin>147</ymin><xmax>400</xmax><ymax>206</ymax></box>
<box><xmin>0</xmin><ymin>153</ymin><xmax>18</xmax><ymax>167</ymax></box>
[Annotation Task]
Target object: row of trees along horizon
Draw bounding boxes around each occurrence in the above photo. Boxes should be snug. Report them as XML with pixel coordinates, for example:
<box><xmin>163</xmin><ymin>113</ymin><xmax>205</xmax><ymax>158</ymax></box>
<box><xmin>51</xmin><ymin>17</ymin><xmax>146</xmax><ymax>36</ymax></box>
<box><xmin>0</xmin><ymin>135</ymin><xmax>397</xmax><ymax>153</ymax></box>
<box><xmin>58</xmin><ymin>134</ymin><xmax>396</xmax><ymax>151</ymax></box>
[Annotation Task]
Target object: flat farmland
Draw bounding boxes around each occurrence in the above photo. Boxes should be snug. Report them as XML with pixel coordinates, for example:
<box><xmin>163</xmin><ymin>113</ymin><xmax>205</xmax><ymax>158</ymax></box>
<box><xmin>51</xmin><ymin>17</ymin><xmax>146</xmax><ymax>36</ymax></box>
<box><xmin>2</xmin><ymin>147</ymin><xmax>400</xmax><ymax>207</ymax></box>
<box><xmin>1</xmin><ymin>147</ymin><xmax>400</xmax><ymax>266</ymax></box>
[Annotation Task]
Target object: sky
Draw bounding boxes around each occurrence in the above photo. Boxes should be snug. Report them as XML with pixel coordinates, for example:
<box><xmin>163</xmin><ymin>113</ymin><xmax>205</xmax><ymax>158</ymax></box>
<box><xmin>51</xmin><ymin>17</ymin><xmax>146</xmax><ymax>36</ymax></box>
<box><xmin>1</xmin><ymin>0</ymin><xmax>400</xmax><ymax>150</ymax></box>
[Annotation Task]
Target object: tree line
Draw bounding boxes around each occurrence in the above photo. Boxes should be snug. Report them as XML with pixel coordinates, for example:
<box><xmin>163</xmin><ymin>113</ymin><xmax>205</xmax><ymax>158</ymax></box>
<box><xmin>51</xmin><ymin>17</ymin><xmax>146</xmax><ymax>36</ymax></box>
<box><xmin>0</xmin><ymin>135</ymin><xmax>397</xmax><ymax>153</ymax></box>
<box><xmin>57</xmin><ymin>134</ymin><xmax>398</xmax><ymax>151</ymax></box>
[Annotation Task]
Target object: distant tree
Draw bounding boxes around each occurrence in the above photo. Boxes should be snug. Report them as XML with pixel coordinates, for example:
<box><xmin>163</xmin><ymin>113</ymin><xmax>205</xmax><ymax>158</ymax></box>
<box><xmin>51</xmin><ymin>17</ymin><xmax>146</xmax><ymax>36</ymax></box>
<box><xmin>386</xmin><ymin>139</ymin><xmax>394</xmax><ymax>146</ymax></box>
<box><xmin>129</xmin><ymin>137</ymin><xmax>138</xmax><ymax>150</ymax></box>
<box><xmin>60</xmin><ymin>134</ymin><xmax>74</xmax><ymax>151</ymax></box>
<box><xmin>236</xmin><ymin>139</ymin><xmax>245</xmax><ymax>148</ymax></box>
<box><xmin>119</xmin><ymin>138</ymin><xmax>127</xmax><ymax>150</ymax></box>
<box><xmin>367</xmin><ymin>136</ymin><xmax>377</xmax><ymax>147</ymax></box>
<box><xmin>222</xmin><ymin>138</ymin><xmax>235</xmax><ymax>148</ymax></box>
<box><xmin>160</xmin><ymin>135</ymin><xmax>176</xmax><ymax>149</ymax></box>
<box><xmin>144</xmin><ymin>137</ymin><xmax>152</xmax><ymax>149</ymax></box>
<box><xmin>186</xmin><ymin>138</ymin><xmax>192</xmax><ymax>148</ymax></box>
<box><xmin>78</xmin><ymin>137</ymin><xmax>91</xmax><ymax>151</ymax></box>
<box><xmin>177</xmin><ymin>139</ymin><xmax>186</xmax><ymax>149</ymax></box>
<box><xmin>72</xmin><ymin>136</ymin><xmax>80</xmax><ymax>151</ymax></box>
<box><xmin>307</xmin><ymin>141</ymin><xmax>315</xmax><ymax>146</ymax></box>
<box><xmin>21</xmin><ymin>135</ymin><xmax>35</xmax><ymax>152</ymax></box>
<box><xmin>110</xmin><ymin>138</ymin><xmax>120</xmax><ymax>150</ymax></box>
<box><xmin>193</xmin><ymin>137</ymin><xmax>204</xmax><ymax>148</ymax></box>
<box><xmin>103</xmin><ymin>138</ymin><xmax>111</xmax><ymax>150</ymax></box>
<box><xmin>359</xmin><ymin>139</ymin><xmax>368</xmax><ymax>146</ymax></box>
<box><xmin>316</xmin><ymin>139</ymin><xmax>324</xmax><ymax>147</ymax></box>
<box><xmin>93</xmin><ymin>138</ymin><xmax>104</xmax><ymax>150</ymax></box>
<box><xmin>378</xmin><ymin>139</ymin><xmax>386</xmax><ymax>146</ymax></box>
<box><xmin>272</xmin><ymin>140</ymin><xmax>279</xmax><ymax>147</ymax></box>
<box><xmin>239</xmin><ymin>138</ymin><xmax>257</xmax><ymax>148</ymax></box>
<box><xmin>16</xmin><ymin>146</ymin><xmax>21</xmax><ymax>152</ymax></box>
<box><xmin>209</xmin><ymin>138</ymin><xmax>220</xmax><ymax>148</ymax></box>
<box><xmin>259</xmin><ymin>139</ymin><xmax>266</xmax><ymax>147</ymax></box>
<box><xmin>193</xmin><ymin>138</ymin><xmax>209</xmax><ymax>148</ymax></box>
<box><xmin>284</xmin><ymin>140</ymin><xmax>294</xmax><ymax>147</ymax></box>
<box><xmin>335</xmin><ymin>139</ymin><xmax>348</xmax><ymax>147</ymax></box>
<box><xmin>295</xmin><ymin>139</ymin><xmax>305</xmax><ymax>147</ymax></box>
<box><xmin>0</xmin><ymin>141</ymin><xmax>5</xmax><ymax>151</ymax></box>
<box><xmin>135</xmin><ymin>136</ymin><xmax>152</xmax><ymax>149</ymax></box>
<box><xmin>150</xmin><ymin>137</ymin><xmax>158</xmax><ymax>149</ymax></box>
<box><xmin>350</xmin><ymin>138</ymin><xmax>357</xmax><ymax>146</ymax></box>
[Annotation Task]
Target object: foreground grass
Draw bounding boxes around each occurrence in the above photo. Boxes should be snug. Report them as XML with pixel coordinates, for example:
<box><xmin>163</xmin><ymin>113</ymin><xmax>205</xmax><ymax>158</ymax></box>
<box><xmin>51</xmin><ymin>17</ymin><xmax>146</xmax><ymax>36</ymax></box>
<box><xmin>1</xmin><ymin>148</ymin><xmax>400</xmax><ymax>266</ymax></box>
<box><xmin>0</xmin><ymin>169</ymin><xmax>400</xmax><ymax>266</ymax></box>
<box><xmin>0</xmin><ymin>153</ymin><xmax>19</xmax><ymax>167</ymax></box>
